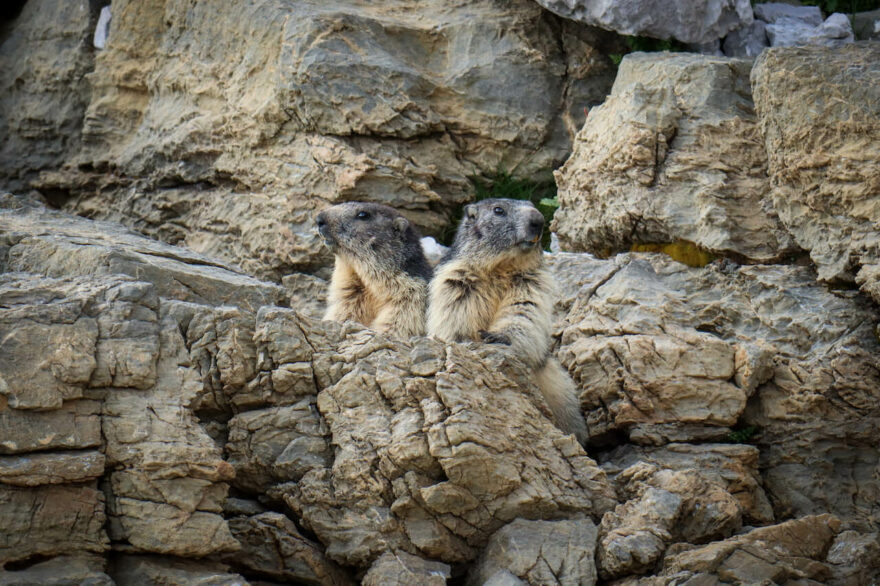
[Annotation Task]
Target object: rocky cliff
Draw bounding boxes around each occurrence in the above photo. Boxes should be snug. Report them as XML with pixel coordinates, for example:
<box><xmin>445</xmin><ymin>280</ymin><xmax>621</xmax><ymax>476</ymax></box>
<box><xmin>1</xmin><ymin>1</ymin><xmax>880</xmax><ymax>585</ymax></box>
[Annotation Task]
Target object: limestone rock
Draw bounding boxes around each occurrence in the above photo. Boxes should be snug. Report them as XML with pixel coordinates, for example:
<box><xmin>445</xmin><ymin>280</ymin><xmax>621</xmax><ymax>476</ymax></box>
<box><xmin>558</xmin><ymin>253</ymin><xmax>880</xmax><ymax>528</ymax></box>
<box><xmin>467</xmin><ymin>518</ymin><xmax>598</xmax><ymax>586</ymax></box>
<box><xmin>533</xmin><ymin>0</ymin><xmax>753</xmax><ymax>44</ymax></box>
<box><xmin>254</xmin><ymin>309</ymin><xmax>616</xmax><ymax>567</ymax></box>
<box><xmin>722</xmin><ymin>20</ymin><xmax>769</xmax><ymax>57</ymax></box>
<box><xmin>826</xmin><ymin>530</ymin><xmax>880</xmax><ymax>584</ymax></box>
<box><xmin>110</xmin><ymin>555</ymin><xmax>248</xmax><ymax>586</ymax></box>
<box><xmin>0</xmin><ymin>193</ymin><xmax>287</xmax><ymax>312</ymax></box>
<box><xmin>0</xmin><ymin>451</ymin><xmax>105</xmax><ymax>487</ymax></box>
<box><xmin>657</xmin><ymin>514</ymin><xmax>840</xmax><ymax>583</ymax></box>
<box><xmin>363</xmin><ymin>551</ymin><xmax>450</xmax><ymax>586</ymax></box>
<box><xmin>753</xmin><ymin>3</ymin><xmax>823</xmax><ymax>26</ymax></box>
<box><xmin>0</xmin><ymin>0</ymin><xmax>97</xmax><ymax>192</ymax></box>
<box><xmin>226</xmin><ymin>512</ymin><xmax>353</xmax><ymax>585</ymax></box>
<box><xmin>0</xmin><ymin>483</ymin><xmax>108</xmax><ymax>566</ymax></box>
<box><xmin>766</xmin><ymin>13</ymin><xmax>855</xmax><ymax>48</ymax></box>
<box><xmin>0</xmin><ymin>555</ymin><xmax>113</xmax><ymax>586</ymax></box>
<box><xmin>17</xmin><ymin>0</ymin><xmax>617</xmax><ymax>280</ymax></box>
<box><xmin>752</xmin><ymin>44</ymin><xmax>880</xmax><ymax>302</ymax></box>
<box><xmin>553</xmin><ymin>53</ymin><xmax>797</xmax><ymax>263</ymax></box>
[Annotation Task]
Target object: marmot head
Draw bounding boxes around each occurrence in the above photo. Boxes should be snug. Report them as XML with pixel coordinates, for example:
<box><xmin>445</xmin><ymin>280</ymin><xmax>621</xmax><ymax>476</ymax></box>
<box><xmin>316</xmin><ymin>202</ymin><xmax>432</xmax><ymax>280</ymax></box>
<box><xmin>450</xmin><ymin>198</ymin><xmax>545</xmax><ymax>266</ymax></box>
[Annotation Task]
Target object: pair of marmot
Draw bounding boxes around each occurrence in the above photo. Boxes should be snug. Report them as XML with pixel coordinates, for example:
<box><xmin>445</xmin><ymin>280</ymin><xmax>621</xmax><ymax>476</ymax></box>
<box><xmin>316</xmin><ymin>199</ymin><xmax>587</xmax><ymax>444</ymax></box>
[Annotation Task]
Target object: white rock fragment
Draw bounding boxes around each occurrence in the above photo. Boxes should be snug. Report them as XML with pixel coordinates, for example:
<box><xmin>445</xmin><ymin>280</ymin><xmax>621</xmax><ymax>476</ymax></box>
<box><xmin>93</xmin><ymin>5</ymin><xmax>111</xmax><ymax>49</ymax></box>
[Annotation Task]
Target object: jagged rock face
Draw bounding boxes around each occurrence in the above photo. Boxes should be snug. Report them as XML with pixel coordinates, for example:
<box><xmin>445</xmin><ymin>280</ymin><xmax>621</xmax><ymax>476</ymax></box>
<box><xmin>553</xmin><ymin>52</ymin><xmax>799</xmax><ymax>263</ymax></box>
<box><xmin>0</xmin><ymin>0</ymin><xmax>98</xmax><ymax>192</ymax></box>
<box><xmin>534</xmin><ymin>0</ymin><xmax>753</xmax><ymax>44</ymax></box>
<box><xmin>752</xmin><ymin>43</ymin><xmax>880</xmax><ymax>303</ymax></box>
<box><xmin>0</xmin><ymin>0</ymin><xmax>618</xmax><ymax>280</ymax></box>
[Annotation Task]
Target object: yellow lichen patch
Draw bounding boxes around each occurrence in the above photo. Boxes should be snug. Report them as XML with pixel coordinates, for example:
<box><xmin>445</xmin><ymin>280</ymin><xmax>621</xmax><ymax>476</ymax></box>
<box><xmin>631</xmin><ymin>241</ymin><xmax>716</xmax><ymax>268</ymax></box>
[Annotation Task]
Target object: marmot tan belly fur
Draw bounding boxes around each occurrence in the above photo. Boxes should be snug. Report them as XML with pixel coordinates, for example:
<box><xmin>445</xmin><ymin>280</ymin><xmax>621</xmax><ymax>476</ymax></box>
<box><xmin>317</xmin><ymin>202</ymin><xmax>432</xmax><ymax>337</ymax></box>
<box><xmin>427</xmin><ymin>198</ymin><xmax>588</xmax><ymax>443</ymax></box>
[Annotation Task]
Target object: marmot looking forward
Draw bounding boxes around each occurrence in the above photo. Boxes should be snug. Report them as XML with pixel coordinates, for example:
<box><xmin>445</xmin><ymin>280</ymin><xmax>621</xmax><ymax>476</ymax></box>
<box><xmin>317</xmin><ymin>202</ymin><xmax>432</xmax><ymax>337</ymax></box>
<box><xmin>427</xmin><ymin>198</ymin><xmax>588</xmax><ymax>443</ymax></box>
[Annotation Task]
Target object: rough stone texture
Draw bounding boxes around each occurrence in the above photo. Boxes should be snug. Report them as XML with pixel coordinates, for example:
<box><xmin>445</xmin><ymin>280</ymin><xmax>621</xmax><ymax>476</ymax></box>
<box><xmin>226</xmin><ymin>512</ymin><xmax>353</xmax><ymax>585</ymax></box>
<box><xmin>722</xmin><ymin>20</ymin><xmax>769</xmax><ymax>58</ymax></box>
<box><xmin>110</xmin><ymin>555</ymin><xmax>248</xmax><ymax>586</ymax></box>
<box><xmin>0</xmin><ymin>451</ymin><xmax>105</xmax><ymax>487</ymax></box>
<box><xmin>0</xmin><ymin>0</ymin><xmax>97</xmax><ymax>192</ymax></box>
<box><xmin>467</xmin><ymin>518</ymin><xmax>598</xmax><ymax>586</ymax></box>
<box><xmin>534</xmin><ymin>0</ymin><xmax>753</xmax><ymax>44</ymax></box>
<box><xmin>753</xmin><ymin>3</ymin><xmax>823</xmax><ymax>26</ymax></box>
<box><xmin>0</xmin><ymin>193</ymin><xmax>287</xmax><ymax>312</ymax></box>
<box><xmin>10</xmin><ymin>0</ymin><xmax>619</xmax><ymax>280</ymax></box>
<box><xmin>553</xmin><ymin>52</ymin><xmax>798</xmax><ymax>263</ymax></box>
<box><xmin>656</xmin><ymin>514</ymin><xmax>841</xmax><ymax>583</ymax></box>
<box><xmin>826</xmin><ymin>530</ymin><xmax>880</xmax><ymax>584</ymax></box>
<box><xmin>0</xmin><ymin>555</ymin><xmax>113</xmax><ymax>586</ymax></box>
<box><xmin>557</xmin><ymin>253</ymin><xmax>880</xmax><ymax>528</ymax></box>
<box><xmin>362</xmin><ymin>551</ymin><xmax>450</xmax><ymax>586</ymax></box>
<box><xmin>766</xmin><ymin>13</ymin><xmax>855</xmax><ymax>49</ymax></box>
<box><xmin>257</xmin><ymin>309</ymin><xmax>616</xmax><ymax>566</ymax></box>
<box><xmin>752</xmin><ymin>44</ymin><xmax>880</xmax><ymax>303</ymax></box>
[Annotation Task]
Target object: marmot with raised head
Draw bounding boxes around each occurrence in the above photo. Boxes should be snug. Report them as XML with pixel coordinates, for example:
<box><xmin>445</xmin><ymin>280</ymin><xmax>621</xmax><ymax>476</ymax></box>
<box><xmin>427</xmin><ymin>198</ymin><xmax>588</xmax><ymax>443</ymax></box>
<box><xmin>317</xmin><ymin>201</ymin><xmax>432</xmax><ymax>337</ymax></box>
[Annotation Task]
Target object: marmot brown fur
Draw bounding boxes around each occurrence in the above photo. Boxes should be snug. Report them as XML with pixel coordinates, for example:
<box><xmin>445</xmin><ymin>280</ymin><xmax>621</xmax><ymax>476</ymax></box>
<box><xmin>427</xmin><ymin>198</ymin><xmax>588</xmax><ymax>443</ymax></box>
<box><xmin>317</xmin><ymin>202</ymin><xmax>432</xmax><ymax>337</ymax></box>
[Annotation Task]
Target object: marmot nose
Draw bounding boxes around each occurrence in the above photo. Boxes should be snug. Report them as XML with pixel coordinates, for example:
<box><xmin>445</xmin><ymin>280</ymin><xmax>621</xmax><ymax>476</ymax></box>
<box><xmin>316</xmin><ymin>213</ymin><xmax>327</xmax><ymax>228</ymax></box>
<box><xmin>527</xmin><ymin>214</ymin><xmax>544</xmax><ymax>237</ymax></box>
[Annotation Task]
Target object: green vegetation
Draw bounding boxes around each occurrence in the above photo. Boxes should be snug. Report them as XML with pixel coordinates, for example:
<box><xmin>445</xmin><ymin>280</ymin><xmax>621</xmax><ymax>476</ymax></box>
<box><xmin>442</xmin><ymin>170</ymin><xmax>558</xmax><ymax>250</ymax></box>
<box><xmin>726</xmin><ymin>425</ymin><xmax>759</xmax><ymax>444</ymax></box>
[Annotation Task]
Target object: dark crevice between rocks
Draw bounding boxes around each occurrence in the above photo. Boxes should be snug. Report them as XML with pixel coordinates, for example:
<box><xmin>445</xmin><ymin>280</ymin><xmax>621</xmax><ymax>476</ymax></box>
<box><xmin>0</xmin><ymin>0</ymin><xmax>27</xmax><ymax>25</ymax></box>
<box><xmin>2</xmin><ymin>553</ymin><xmax>56</xmax><ymax>572</ymax></box>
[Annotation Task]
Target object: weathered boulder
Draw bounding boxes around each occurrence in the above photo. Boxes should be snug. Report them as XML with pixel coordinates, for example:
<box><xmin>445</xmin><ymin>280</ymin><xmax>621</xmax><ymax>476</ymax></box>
<box><xmin>557</xmin><ymin>253</ymin><xmax>880</xmax><ymax>528</ymax></box>
<box><xmin>534</xmin><ymin>0</ymin><xmax>753</xmax><ymax>44</ymax></box>
<box><xmin>553</xmin><ymin>52</ymin><xmax>798</xmax><ymax>263</ymax></box>
<box><xmin>6</xmin><ymin>0</ymin><xmax>619</xmax><ymax>280</ymax></box>
<box><xmin>362</xmin><ymin>551</ymin><xmax>451</xmax><ymax>586</ymax></box>
<box><xmin>254</xmin><ymin>309</ymin><xmax>616</xmax><ymax>566</ymax></box>
<box><xmin>467</xmin><ymin>518</ymin><xmax>598</xmax><ymax>586</ymax></box>
<box><xmin>826</xmin><ymin>530</ymin><xmax>880</xmax><ymax>584</ymax></box>
<box><xmin>0</xmin><ymin>0</ymin><xmax>98</xmax><ymax>192</ymax></box>
<box><xmin>752</xmin><ymin>43</ymin><xmax>880</xmax><ymax>303</ymax></box>
<box><xmin>109</xmin><ymin>556</ymin><xmax>248</xmax><ymax>586</ymax></box>
<box><xmin>753</xmin><ymin>3</ymin><xmax>823</xmax><ymax>26</ymax></box>
<box><xmin>765</xmin><ymin>12</ymin><xmax>855</xmax><ymax>48</ymax></box>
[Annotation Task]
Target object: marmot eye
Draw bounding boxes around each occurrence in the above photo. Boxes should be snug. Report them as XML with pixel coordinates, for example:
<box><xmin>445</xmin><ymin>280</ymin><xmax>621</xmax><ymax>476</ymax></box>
<box><xmin>493</xmin><ymin>206</ymin><xmax>505</xmax><ymax>216</ymax></box>
<box><xmin>356</xmin><ymin>211</ymin><xmax>370</xmax><ymax>220</ymax></box>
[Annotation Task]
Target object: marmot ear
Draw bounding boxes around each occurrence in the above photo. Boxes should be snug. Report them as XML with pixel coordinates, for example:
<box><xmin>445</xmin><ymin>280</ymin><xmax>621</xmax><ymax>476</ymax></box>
<box><xmin>464</xmin><ymin>204</ymin><xmax>477</xmax><ymax>220</ymax></box>
<box><xmin>393</xmin><ymin>216</ymin><xmax>409</xmax><ymax>233</ymax></box>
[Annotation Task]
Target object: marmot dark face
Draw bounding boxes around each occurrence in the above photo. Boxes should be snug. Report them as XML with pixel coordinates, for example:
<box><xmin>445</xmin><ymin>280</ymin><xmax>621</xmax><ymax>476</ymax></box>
<box><xmin>316</xmin><ymin>201</ymin><xmax>432</xmax><ymax>280</ymax></box>
<box><xmin>450</xmin><ymin>198</ymin><xmax>545</xmax><ymax>263</ymax></box>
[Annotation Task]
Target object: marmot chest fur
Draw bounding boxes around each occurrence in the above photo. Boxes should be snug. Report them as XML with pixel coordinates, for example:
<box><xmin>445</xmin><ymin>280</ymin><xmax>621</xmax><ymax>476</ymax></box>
<box><xmin>427</xmin><ymin>198</ymin><xmax>587</xmax><ymax>443</ymax></box>
<box><xmin>317</xmin><ymin>201</ymin><xmax>432</xmax><ymax>337</ymax></box>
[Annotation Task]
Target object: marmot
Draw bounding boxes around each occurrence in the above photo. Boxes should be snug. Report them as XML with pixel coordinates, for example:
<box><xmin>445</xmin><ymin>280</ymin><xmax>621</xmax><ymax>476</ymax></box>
<box><xmin>317</xmin><ymin>201</ymin><xmax>432</xmax><ymax>337</ymax></box>
<box><xmin>427</xmin><ymin>198</ymin><xmax>588</xmax><ymax>443</ymax></box>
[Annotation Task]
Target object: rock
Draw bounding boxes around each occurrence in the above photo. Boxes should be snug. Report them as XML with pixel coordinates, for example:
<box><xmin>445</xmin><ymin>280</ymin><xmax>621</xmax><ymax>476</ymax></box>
<box><xmin>93</xmin><ymin>5</ymin><xmax>111</xmax><ymax>49</ymax></box>
<box><xmin>110</xmin><ymin>555</ymin><xmax>248</xmax><ymax>586</ymax></box>
<box><xmin>362</xmin><ymin>551</ymin><xmax>450</xmax><ymax>586</ymax></box>
<box><xmin>722</xmin><ymin>20</ymin><xmax>769</xmax><ymax>57</ymax></box>
<box><xmin>826</xmin><ymin>530</ymin><xmax>880</xmax><ymax>584</ymax></box>
<box><xmin>0</xmin><ymin>555</ymin><xmax>113</xmax><ymax>586</ymax></box>
<box><xmin>0</xmin><ymin>0</ymin><xmax>97</xmax><ymax>192</ymax></box>
<box><xmin>766</xmin><ymin>13</ymin><xmax>855</xmax><ymax>48</ymax></box>
<box><xmin>282</xmin><ymin>272</ymin><xmax>328</xmax><ymax>320</ymax></box>
<box><xmin>557</xmin><ymin>253</ymin><xmax>880</xmax><ymax>528</ymax></box>
<box><xmin>753</xmin><ymin>3</ymin><xmax>823</xmax><ymax>26</ymax></box>
<box><xmin>226</xmin><ymin>512</ymin><xmax>353</xmax><ymax>585</ymax></box>
<box><xmin>751</xmin><ymin>44</ymin><xmax>880</xmax><ymax>301</ymax></box>
<box><xmin>553</xmin><ymin>52</ymin><xmax>798</xmax><ymax>263</ymax></box>
<box><xmin>256</xmin><ymin>308</ymin><xmax>616</xmax><ymax>567</ymax></box>
<box><xmin>0</xmin><ymin>484</ymin><xmax>108</xmax><ymax>566</ymax></box>
<box><xmin>596</xmin><ymin>463</ymin><xmax>743</xmax><ymax>579</ymax></box>
<box><xmin>533</xmin><ymin>0</ymin><xmax>753</xmax><ymax>44</ymax></box>
<box><xmin>467</xmin><ymin>518</ymin><xmax>598</xmax><ymax>586</ymax></box>
<box><xmin>599</xmin><ymin>443</ymin><xmax>774</xmax><ymax>525</ymax></box>
<box><xmin>420</xmin><ymin>237</ymin><xmax>448</xmax><ymax>267</ymax></box>
<box><xmin>17</xmin><ymin>0</ymin><xmax>618</xmax><ymax>280</ymax></box>
<box><xmin>0</xmin><ymin>400</ymin><xmax>101</xmax><ymax>454</ymax></box>
<box><xmin>0</xmin><ymin>451</ymin><xmax>104</xmax><ymax>487</ymax></box>
<box><xmin>0</xmin><ymin>194</ymin><xmax>287</xmax><ymax>312</ymax></box>
<box><xmin>852</xmin><ymin>9</ymin><xmax>880</xmax><ymax>40</ymax></box>
<box><xmin>657</xmin><ymin>514</ymin><xmax>840</xmax><ymax>583</ymax></box>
